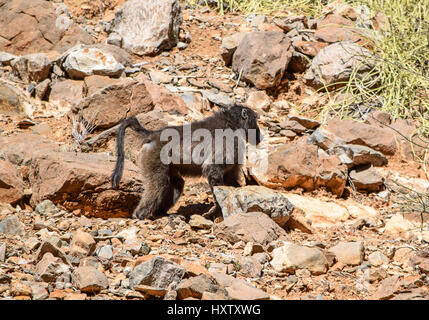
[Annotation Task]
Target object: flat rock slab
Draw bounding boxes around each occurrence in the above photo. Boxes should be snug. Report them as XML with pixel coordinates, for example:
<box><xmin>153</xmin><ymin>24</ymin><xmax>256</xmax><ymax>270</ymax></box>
<box><xmin>213</xmin><ymin>211</ymin><xmax>288</xmax><ymax>245</ymax></box>
<box><xmin>213</xmin><ymin>185</ymin><xmax>294</xmax><ymax>227</ymax></box>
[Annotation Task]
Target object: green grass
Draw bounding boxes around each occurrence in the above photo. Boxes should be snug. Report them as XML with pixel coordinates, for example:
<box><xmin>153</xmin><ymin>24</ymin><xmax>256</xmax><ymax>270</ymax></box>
<box><xmin>325</xmin><ymin>0</ymin><xmax>429</xmax><ymax>130</ymax></box>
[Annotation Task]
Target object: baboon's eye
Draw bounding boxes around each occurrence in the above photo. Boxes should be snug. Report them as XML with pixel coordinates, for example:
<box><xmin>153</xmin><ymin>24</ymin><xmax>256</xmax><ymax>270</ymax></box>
<box><xmin>241</xmin><ymin>109</ymin><xmax>248</xmax><ymax>120</ymax></box>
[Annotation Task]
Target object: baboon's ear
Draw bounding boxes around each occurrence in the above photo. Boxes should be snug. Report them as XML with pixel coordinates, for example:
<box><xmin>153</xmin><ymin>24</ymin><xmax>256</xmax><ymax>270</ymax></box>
<box><xmin>241</xmin><ymin>108</ymin><xmax>248</xmax><ymax>120</ymax></box>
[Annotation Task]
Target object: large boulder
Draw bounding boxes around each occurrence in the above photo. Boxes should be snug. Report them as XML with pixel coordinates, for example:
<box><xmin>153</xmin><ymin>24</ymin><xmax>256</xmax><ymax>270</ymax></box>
<box><xmin>319</xmin><ymin>119</ymin><xmax>397</xmax><ymax>155</ymax></box>
<box><xmin>28</xmin><ymin>151</ymin><xmax>144</xmax><ymax>218</ymax></box>
<box><xmin>110</xmin><ymin>0</ymin><xmax>182</xmax><ymax>56</ymax></box>
<box><xmin>304</xmin><ymin>41</ymin><xmax>374</xmax><ymax>90</ymax></box>
<box><xmin>0</xmin><ymin>0</ymin><xmax>94</xmax><ymax>55</ymax></box>
<box><xmin>0</xmin><ymin>133</ymin><xmax>61</xmax><ymax>166</ymax></box>
<box><xmin>73</xmin><ymin>78</ymin><xmax>154</xmax><ymax>129</ymax></box>
<box><xmin>212</xmin><ymin>186</ymin><xmax>294</xmax><ymax>227</ymax></box>
<box><xmin>232</xmin><ymin>31</ymin><xmax>293</xmax><ymax>89</ymax></box>
<box><xmin>0</xmin><ymin>133</ymin><xmax>145</xmax><ymax>217</ymax></box>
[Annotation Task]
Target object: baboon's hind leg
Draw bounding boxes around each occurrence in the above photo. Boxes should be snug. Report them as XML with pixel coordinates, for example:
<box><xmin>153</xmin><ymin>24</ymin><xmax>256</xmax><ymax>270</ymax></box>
<box><xmin>132</xmin><ymin>167</ymin><xmax>185</xmax><ymax>220</ymax></box>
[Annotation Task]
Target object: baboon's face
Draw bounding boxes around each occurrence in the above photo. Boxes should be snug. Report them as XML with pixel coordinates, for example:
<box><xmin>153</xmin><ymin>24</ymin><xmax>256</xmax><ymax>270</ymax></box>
<box><xmin>234</xmin><ymin>106</ymin><xmax>263</xmax><ymax>145</ymax></box>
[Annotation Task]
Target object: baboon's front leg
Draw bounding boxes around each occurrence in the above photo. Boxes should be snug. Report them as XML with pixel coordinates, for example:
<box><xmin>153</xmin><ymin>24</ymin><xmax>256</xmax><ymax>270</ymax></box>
<box><xmin>202</xmin><ymin>165</ymin><xmax>225</xmax><ymax>220</ymax></box>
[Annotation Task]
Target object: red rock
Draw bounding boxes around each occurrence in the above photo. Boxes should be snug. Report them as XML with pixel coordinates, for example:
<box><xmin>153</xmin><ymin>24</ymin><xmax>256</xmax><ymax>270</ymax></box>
<box><xmin>74</xmin><ymin>78</ymin><xmax>154</xmax><ymax>129</ymax></box>
<box><xmin>315</xmin><ymin>14</ymin><xmax>363</xmax><ymax>43</ymax></box>
<box><xmin>249</xmin><ymin>137</ymin><xmax>347</xmax><ymax>197</ymax></box>
<box><xmin>0</xmin><ymin>0</ymin><xmax>94</xmax><ymax>55</ymax></box>
<box><xmin>176</xmin><ymin>274</ymin><xmax>219</xmax><ymax>299</ymax></box>
<box><xmin>323</xmin><ymin>119</ymin><xmax>397</xmax><ymax>155</ymax></box>
<box><xmin>293</xmin><ymin>40</ymin><xmax>328</xmax><ymax>57</ymax></box>
<box><xmin>72</xmin><ymin>266</ymin><xmax>109</xmax><ymax>293</ymax></box>
<box><xmin>143</xmin><ymin>79</ymin><xmax>188</xmax><ymax>115</ymax></box>
<box><xmin>232</xmin><ymin>31</ymin><xmax>293</xmax><ymax>90</ymax></box>
<box><xmin>70</xmin><ymin>230</ymin><xmax>96</xmax><ymax>259</ymax></box>
<box><xmin>9</xmin><ymin>280</ymin><xmax>32</xmax><ymax>297</ymax></box>
<box><xmin>0</xmin><ymin>159</ymin><xmax>25</xmax><ymax>205</ymax></box>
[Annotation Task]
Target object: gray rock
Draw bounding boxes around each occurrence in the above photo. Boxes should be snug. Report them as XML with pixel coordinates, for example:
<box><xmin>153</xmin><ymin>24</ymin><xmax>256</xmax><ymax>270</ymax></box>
<box><xmin>129</xmin><ymin>256</ymin><xmax>185</xmax><ymax>289</ymax></box>
<box><xmin>96</xmin><ymin>245</ymin><xmax>114</xmax><ymax>260</ymax></box>
<box><xmin>0</xmin><ymin>216</ymin><xmax>25</xmax><ymax>236</ymax></box>
<box><xmin>0</xmin><ymin>242</ymin><xmax>5</xmax><ymax>262</ymax></box>
<box><xmin>237</xmin><ymin>256</ymin><xmax>263</xmax><ymax>278</ymax></box>
<box><xmin>63</xmin><ymin>46</ymin><xmax>125</xmax><ymax>79</ymax></box>
<box><xmin>202</xmin><ymin>90</ymin><xmax>235</xmax><ymax>108</ymax></box>
<box><xmin>106</xmin><ymin>32</ymin><xmax>122</xmax><ymax>47</ymax></box>
<box><xmin>110</xmin><ymin>0</ymin><xmax>182</xmax><ymax>56</ymax></box>
<box><xmin>35</xmin><ymin>200</ymin><xmax>59</xmax><ymax>216</ymax></box>
<box><xmin>304</xmin><ymin>41</ymin><xmax>374</xmax><ymax>90</ymax></box>
<box><xmin>213</xmin><ymin>186</ymin><xmax>293</xmax><ymax>227</ymax></box>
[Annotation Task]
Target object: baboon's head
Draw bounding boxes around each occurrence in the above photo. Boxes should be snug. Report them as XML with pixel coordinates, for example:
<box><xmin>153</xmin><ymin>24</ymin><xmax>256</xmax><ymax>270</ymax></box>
<box><xmin>226</xmin><ymin>105</ymin><xmax>263</xmax><ymax>145</ymax></box>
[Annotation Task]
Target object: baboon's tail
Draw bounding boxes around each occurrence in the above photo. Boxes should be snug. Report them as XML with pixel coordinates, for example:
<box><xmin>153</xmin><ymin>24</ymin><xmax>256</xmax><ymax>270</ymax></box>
<box><xmin>111</xmin><ymin>117</ymin><xmax>151</xmax><ymax>189</ymax></box>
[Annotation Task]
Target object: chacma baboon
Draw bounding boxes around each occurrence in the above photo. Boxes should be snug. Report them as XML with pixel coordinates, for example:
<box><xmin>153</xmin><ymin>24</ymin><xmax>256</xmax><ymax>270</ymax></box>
<box><xmin>111</xmin><ymin>105</ymin><xmax>263</xmax><ymax>220</ymax></box>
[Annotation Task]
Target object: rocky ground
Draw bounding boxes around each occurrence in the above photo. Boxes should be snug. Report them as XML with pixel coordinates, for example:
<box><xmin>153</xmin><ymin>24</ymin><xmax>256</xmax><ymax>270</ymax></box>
<box><xmin>0</xmin><ymin>0</ymin><xmax>428</xmax><ymax>300</ymax></box>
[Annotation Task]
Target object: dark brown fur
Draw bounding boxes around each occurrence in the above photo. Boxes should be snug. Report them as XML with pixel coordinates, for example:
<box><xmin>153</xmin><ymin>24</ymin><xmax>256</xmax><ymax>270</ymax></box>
<box><xmin>112</xmin><ymin>105</ymin><xmax>262</xmax><ymax>220</ymax></box>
